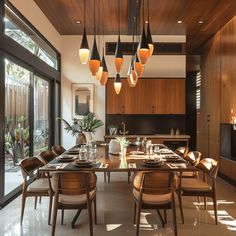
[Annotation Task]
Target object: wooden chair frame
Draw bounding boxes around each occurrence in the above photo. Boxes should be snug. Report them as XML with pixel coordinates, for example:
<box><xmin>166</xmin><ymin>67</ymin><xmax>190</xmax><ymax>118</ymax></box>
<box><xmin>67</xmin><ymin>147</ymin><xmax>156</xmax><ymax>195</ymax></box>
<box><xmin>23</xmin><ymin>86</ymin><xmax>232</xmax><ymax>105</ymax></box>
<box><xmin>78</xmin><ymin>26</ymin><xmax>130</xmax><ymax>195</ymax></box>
<box><xmin>133</xmin><ymin>171</ymin><xmax>177</xmax><ymax>236</ymax></box>
<box><xmin>51</xmin><ymin>171</ymin><xmax>97</xmax><ymax>236</ymax></box>
<box><xmin>177</xmin><ymin>158</ymin><xmax>219</xmax><ymax>224</ymax></box>
<box><xmin>19</xmin><ymin>157</ymin><xmax>53</xmax><ymax>225</ymax></box>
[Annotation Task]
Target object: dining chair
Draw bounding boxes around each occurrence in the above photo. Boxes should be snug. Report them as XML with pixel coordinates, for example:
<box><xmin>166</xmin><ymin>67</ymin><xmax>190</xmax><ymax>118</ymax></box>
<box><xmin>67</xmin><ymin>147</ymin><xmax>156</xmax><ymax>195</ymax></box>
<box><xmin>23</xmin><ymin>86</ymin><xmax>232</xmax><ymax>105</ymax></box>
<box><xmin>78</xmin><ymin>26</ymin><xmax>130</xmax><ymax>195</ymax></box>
<box><xmin>181</xmin><ymin>151</ymin><xmax>202</xmax><ymax>178</ymax></box>
<box><xmin>52</xmin><ymin>145</ymin><xmax>66</xmax><ymax>156</ymax></box>
<box><xmin>177</xmin><ymin>158</ymin><xmax>219</xmax><ymax>224</ymax></box>
<box><xmin>51</xmin><ymin>171</ymin><xmax>97</xmax><ymax>236</ymax></box>
<box><xmin>174</xmin><ymin>146</ymin><xmax>189</xmax><ymax>158</ymax></box>
<box><xmin>39</xmin><ymin>150</ymin><xmax>57</xmax><ymax>164</ymax></box>
<box><xmin>19</xmin><ymin>157</ymin><xmax>53</xmax><ymax>225</ymax></box>
<box><xmin>133</xmin><ymin>171</ymin><xmax>177</xmax><ymax>236</ymax></box>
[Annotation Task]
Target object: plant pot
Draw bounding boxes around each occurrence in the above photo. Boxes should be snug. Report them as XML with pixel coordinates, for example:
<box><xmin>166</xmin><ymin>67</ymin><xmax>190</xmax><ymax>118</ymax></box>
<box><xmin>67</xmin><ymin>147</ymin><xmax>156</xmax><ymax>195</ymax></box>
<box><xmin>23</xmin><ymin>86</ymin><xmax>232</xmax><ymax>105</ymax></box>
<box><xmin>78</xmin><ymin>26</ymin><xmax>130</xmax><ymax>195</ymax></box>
<box><xmin>83</xmin><ymin>131</ymin><xmax>92</xmax><ymax>144</ymax></box>
<box><xmin>76</xmin><ymin>133</ymin><xmax>86</xmax><ymax>145</ymax></box>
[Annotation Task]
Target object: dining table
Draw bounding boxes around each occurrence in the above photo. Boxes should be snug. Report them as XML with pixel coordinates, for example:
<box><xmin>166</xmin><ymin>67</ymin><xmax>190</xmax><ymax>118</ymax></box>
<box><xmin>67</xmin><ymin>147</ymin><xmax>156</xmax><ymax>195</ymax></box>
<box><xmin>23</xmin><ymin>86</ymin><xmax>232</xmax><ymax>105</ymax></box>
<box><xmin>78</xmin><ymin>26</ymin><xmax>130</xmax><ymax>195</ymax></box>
<box><xmin>39</xmin><ymin>144</ymin><xmax>197</xmax><ymax>174</ymax></box>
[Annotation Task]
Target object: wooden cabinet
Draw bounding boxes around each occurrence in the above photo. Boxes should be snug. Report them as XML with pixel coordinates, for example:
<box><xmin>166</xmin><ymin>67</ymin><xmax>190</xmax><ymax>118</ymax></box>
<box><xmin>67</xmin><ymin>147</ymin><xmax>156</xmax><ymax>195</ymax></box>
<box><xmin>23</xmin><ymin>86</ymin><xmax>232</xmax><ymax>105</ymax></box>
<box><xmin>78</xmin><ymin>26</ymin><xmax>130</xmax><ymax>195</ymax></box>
<box><xmin>106</xmin><ymin>78</ymin><xmax>186</xmax><ymax>114</ymax></box>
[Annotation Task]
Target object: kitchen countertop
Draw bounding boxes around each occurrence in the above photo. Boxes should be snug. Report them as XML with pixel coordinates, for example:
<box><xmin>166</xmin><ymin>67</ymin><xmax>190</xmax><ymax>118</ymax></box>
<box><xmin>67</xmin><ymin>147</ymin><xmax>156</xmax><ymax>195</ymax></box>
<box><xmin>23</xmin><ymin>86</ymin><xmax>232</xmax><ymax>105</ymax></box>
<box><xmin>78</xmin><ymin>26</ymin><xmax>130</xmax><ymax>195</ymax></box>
<box><xmin>104</xmin><ymin>134</ymin><xmax>190</xmax><ymax>139</ymax></box>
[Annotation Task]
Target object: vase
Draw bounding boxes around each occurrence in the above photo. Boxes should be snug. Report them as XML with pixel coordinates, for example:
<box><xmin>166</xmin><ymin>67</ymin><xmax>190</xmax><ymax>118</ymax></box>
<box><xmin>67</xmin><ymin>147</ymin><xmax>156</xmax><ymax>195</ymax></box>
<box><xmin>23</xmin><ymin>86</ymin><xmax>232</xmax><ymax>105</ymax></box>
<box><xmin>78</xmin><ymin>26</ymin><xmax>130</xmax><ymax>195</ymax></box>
<box><xmin>83</xmin><ymin>131</ymin><xmax>93</xmax><ymax>144</ymax></box>
<box><xmin>120</xmin><ymin>146</ymin><xmax>127</xmax><ymax>158</ymax></box>
<box><xmin>76</xmin><ymin>133</ymin><xmax>86</xmax><ymax>145</ymax></box>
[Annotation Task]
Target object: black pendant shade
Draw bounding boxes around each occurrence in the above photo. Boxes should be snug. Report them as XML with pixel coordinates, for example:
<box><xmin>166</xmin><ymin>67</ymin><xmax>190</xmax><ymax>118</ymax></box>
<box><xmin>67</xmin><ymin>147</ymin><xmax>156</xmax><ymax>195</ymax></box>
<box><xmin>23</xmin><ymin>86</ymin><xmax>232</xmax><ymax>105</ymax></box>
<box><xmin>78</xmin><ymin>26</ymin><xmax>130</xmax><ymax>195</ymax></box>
<box><xmin>140</xmin><ymin>25</ymin><xmax>149</xmax><ymax>49</ymax></box>
<box><xmin>146</xmin><ymin>23</ymin><xmax>153</xmax><ymax>45</ymax></box>
<box><xmin>115</xmin><ymin>73</ymin><xmax>121</xmax><ymax>83</ymax></box>
<box><xmin>90</xmin><ymin>36</ymin><xmax>100</xmax><ymax>61</ymax></box>
<box><xmin>80</xmin><ymin>27</ymin><xmax>89</xmax><ymax>49</ymax></box>
<box><xmin>115</xmin><ymin>35</ymin><xmax>123</xmax><ymax>58</ymax></box>
<box><xmin>102</xmin><ymin>54</ymin><xmax>108</xmax><ymax>72</ymax></box>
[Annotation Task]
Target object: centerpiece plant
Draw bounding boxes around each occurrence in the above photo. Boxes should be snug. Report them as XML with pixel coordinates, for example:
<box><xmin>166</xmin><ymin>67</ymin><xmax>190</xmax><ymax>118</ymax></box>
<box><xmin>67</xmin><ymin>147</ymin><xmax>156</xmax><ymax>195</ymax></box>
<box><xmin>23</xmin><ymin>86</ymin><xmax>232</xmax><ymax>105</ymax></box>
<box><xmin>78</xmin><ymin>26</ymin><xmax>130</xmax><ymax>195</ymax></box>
<box><xmin>115</xmin><ymin>136</ymin><xmax>130</xmax><ymax>158</ymax></box>
<box><xmin>57</xmin><ymin>113</ymin><xmax>103</xmax><ymax>144</ymax></box>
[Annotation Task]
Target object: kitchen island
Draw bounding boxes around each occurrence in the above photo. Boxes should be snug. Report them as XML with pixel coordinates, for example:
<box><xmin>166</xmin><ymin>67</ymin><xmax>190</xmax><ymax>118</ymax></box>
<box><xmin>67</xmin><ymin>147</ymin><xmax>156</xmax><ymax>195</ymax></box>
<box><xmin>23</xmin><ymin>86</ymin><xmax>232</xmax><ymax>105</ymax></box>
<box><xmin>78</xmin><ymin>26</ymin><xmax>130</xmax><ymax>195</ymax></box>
<box><xmin>104</xmin><ymin>134</ymin><xmax>190</xmax><ymax>149</ymax></box>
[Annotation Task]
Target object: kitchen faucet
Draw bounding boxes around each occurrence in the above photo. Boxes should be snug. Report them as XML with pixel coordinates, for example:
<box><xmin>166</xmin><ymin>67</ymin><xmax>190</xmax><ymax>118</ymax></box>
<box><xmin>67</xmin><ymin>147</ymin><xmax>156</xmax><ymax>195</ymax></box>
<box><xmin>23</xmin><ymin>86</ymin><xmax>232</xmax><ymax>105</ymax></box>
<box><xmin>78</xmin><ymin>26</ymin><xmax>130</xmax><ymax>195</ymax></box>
<box><xmin>119</xmin><ymin>121</ymin><xmax>129</xmax><ymax>135</ymax></box>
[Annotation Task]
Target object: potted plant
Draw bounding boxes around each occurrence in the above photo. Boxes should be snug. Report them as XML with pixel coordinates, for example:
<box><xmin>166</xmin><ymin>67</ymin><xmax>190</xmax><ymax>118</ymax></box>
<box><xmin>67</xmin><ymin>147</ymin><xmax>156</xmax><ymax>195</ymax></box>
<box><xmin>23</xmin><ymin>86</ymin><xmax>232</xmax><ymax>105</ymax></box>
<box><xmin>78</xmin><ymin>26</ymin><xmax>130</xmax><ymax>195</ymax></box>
<box><xmin>107</xmin><ymin>124</ymin><xmax>118</xmax><ymax>135</ymax></box>
<box><xmin>58</xmin><ymin>113</ymin><xmax>103</xmax><ymax>144</ymax></box>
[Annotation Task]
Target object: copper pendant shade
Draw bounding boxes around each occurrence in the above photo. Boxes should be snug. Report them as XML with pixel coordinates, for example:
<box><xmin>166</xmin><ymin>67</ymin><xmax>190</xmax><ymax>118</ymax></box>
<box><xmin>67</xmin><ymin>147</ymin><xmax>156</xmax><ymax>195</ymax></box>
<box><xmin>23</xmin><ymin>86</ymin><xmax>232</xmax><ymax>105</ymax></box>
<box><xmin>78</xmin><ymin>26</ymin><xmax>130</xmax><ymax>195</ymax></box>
<box><xmin>89</xmin><ymin>36</ymin><xmax>100</xmax><ymax>76</ymax></box>
<box><xmin>114</xmin><ymin>73</ymin><xmax>122</xmax><ymax>94</ymax></box>
<box><xmin>100</xmin><ymin>54</ymin><xmax>108</xmax><ymax>85</ymax></box>
<box><xmin>134</xmin><ymin>53</ymin><xmax>144</xmax><ymax>77</ymax></box>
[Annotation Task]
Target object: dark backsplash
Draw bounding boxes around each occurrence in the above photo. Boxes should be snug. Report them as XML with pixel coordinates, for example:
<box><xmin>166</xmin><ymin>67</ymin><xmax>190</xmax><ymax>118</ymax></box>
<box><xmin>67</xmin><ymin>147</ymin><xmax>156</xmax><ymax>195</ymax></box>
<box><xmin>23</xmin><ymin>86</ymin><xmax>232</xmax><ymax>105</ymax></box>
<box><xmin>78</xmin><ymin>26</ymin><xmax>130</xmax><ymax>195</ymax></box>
<box><xmin>106</xmin><ymin>114</ymin><xmax>186</xmax><ymax>135</ymax></box>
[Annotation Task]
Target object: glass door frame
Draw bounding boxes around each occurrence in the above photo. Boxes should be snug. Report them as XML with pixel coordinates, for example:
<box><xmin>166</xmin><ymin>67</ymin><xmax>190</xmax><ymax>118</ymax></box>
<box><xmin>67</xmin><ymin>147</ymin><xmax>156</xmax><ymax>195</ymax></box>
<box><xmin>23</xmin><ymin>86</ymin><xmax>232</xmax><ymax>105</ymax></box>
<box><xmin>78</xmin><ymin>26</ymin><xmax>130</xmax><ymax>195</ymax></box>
<box><xmin>0</xmin><ymin>52</ymin><xmax>59</xmax><ymax>206</ymax></box>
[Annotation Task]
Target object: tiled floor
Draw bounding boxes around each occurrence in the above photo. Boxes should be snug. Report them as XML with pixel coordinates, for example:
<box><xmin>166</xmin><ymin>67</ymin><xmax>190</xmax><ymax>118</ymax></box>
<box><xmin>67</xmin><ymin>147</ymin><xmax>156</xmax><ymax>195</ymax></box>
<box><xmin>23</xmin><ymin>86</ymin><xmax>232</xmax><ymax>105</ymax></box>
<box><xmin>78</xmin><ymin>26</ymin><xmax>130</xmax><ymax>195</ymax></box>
<box><xmin>0</xmin><ymin>173</ymin><xmax>236</xmax><ymax>236</ymax></box>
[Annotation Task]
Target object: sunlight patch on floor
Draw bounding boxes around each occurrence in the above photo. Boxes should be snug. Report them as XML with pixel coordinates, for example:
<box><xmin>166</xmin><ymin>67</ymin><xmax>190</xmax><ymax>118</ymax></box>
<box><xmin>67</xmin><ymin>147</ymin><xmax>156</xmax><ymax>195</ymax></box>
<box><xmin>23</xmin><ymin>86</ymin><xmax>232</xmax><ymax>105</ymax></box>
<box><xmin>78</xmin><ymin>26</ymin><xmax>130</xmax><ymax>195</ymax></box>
<box><xmin>106</xmin><ymin>224</ymin><xmax>122</xmax><ymax>231</ymax></box>
<box><xmin>209</xmin><ymin>210</ymin><xmax>236</xmax><ymax>231</ymax></box>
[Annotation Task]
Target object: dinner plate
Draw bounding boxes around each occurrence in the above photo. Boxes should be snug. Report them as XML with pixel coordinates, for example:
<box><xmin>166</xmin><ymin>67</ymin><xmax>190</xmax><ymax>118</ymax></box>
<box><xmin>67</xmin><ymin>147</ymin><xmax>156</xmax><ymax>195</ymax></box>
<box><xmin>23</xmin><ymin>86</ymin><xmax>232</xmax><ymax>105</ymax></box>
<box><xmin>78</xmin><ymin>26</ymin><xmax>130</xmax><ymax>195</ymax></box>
<box><xmin>74</xmin><ymin>160</ymin><xmax>93</xmax><ymax>165</ymax></box>
<box><xmin>67</xmin><ymin>149</ymin><xmax>80</xmax><ymax>154</ymax></box>
<box><xmin>57</xmin><ymin>155</ymin><xmax>74</xmax><ymax>162</ymax></box>
<box><xmin>143</xmin><ymin>159</ymin><xmax>164</xmax><ymax>166</ymax></box>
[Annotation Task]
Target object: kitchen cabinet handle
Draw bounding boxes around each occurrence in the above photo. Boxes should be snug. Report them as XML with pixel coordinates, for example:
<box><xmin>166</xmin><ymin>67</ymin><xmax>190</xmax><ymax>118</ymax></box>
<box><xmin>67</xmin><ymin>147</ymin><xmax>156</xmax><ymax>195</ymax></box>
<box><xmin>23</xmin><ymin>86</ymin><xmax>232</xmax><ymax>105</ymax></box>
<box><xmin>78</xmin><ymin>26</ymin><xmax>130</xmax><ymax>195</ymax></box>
<box><xmin>152</xmin><ymin>105</ymin><xmax>155</xmax><ymax>114</ymax></box>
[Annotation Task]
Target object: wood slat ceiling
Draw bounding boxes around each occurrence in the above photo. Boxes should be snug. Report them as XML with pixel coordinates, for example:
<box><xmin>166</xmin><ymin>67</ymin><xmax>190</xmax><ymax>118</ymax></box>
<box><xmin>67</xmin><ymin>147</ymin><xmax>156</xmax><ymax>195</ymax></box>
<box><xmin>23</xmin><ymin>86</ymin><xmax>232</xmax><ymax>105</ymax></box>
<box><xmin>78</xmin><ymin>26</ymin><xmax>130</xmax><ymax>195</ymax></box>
<box><xmin>34</xmin><ymin>0</ymin><xmax>236</xmax><ymax>54</ymax></box>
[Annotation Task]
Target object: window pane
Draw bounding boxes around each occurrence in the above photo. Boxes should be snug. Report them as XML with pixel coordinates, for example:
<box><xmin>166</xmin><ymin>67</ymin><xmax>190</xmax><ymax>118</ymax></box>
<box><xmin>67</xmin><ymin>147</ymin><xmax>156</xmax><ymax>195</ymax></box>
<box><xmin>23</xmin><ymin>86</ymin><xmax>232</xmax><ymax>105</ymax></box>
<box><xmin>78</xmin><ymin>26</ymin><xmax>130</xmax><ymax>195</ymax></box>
<box><xmin>4</xmin><ymin>4</ymin><xmax>58</xmax><ymax>70</ymax></box>
<box><xmin>34</xmin><ymin>76</ymin><xmax>49</xmax><ymax>155</ymax></box>
<box><xmin>4</xmin><ymin>59</ymin><xmax>31</xmax><ymax>195</ymax></box>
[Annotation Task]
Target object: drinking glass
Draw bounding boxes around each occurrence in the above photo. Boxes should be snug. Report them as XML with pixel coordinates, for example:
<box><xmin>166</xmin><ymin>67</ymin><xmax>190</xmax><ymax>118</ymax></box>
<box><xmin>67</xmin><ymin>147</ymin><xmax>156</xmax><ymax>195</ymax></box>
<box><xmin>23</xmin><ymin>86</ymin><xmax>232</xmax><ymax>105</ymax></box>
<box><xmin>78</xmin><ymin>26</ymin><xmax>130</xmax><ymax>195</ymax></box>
<box><xmin>79</xmin><ymin>144</ymin><xmax>87</xmax><ymax>160</ymax></box>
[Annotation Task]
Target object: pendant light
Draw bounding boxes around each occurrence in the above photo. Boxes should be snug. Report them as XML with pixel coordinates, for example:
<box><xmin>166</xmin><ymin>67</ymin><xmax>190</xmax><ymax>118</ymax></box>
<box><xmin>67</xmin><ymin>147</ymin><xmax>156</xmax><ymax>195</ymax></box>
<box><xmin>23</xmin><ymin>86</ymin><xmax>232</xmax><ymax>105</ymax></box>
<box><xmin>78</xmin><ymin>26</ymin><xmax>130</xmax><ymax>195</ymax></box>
<box><xmin>138</xmin><ymin>0</ymin><xmax>150</xmax><ymax>64</ymax></box>
<box><xmin>114</xmin><ymin>0</ymin><xmax>123</xmax><ymax>73</ymax></box>
<box><xmin>114</xmin><ymin>73</ymin><xmax>122</xmax><ymax>94</ymax></box>
<box><xmin>96</xmin><ymin>0</ymin><xmax>103</xmax><ymax>81</ymax></box>
<box><xmin>79</xmin><ymin>0</ymin><xmax>90</xmax><ymax>64</ymax></box>
<box><xmin>100</xmin><ymin>51</ymin><xmax>109</xmax><ymax>85</ymax></box>
<box><xmin>146</xmin><ymin>0</ymin><xmax>154</xmax><ymax>59</ymax></box>
<box><xmin>134</xmin><ymin>15</ymin><xmax>144</xmax><ymax>77</ymax></box>
<box><xmin>89</xmin><ymin>0</ymin><xmax>100</xmax><ymax>76</ymax></box>
<box><xmin>127</xmin><ymin>57</ymin><xmax>138</xmax><ymax>87</ymax></box>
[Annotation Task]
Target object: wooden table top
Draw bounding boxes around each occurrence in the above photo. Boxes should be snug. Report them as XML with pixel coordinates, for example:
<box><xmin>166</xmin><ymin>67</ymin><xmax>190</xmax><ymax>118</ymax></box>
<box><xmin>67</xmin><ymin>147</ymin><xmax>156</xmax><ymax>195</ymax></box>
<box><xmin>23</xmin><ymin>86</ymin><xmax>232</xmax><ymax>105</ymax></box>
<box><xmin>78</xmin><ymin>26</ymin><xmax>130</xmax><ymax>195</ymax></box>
<box><xmin>39</xmin><ymin>145</ymin><xmax>196</xmax><ymax>173</ymax></box>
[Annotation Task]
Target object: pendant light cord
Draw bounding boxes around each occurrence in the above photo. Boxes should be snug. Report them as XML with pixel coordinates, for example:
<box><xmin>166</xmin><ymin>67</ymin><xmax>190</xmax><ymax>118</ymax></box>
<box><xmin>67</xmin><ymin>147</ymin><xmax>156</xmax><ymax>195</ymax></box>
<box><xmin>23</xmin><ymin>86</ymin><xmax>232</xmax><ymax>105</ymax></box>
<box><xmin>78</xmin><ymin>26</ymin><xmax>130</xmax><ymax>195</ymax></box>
<box><xmin>148</xmin><ymin>0</ymin><xmax>149</xmax><ymax>22</ymax></box>
<box><xmin>118</xmin><ymin>0</ymin><xmax>120</xmax><ymax>35</ymax></box>
<box><xmin>84</xmin><ymin>0</ymin><xmax>86</xmax><ymax>26</ymax></box>
<box><xmin>94</xmin><ymin>0</ymin><xmax>96</xmax><ymax>36</ymax></box>
<box><xmin>143</xmin><ymin>0</ymin><xmax>145</xmax><ymax>25</ymax></box>
<box><xmin>132</xmin><ymin>16</ymin><xmax>135</xmax><ymax>55</ymax></box>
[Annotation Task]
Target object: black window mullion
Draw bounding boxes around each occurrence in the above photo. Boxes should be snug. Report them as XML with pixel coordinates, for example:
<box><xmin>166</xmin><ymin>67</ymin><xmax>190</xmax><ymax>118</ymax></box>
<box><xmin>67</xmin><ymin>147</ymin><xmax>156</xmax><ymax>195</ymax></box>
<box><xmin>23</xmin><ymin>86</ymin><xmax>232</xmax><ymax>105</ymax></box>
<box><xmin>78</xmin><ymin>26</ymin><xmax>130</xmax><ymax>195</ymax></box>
<box><xmin>29</xmin><ymin>72</ymin><xmax>34</xmax><ymax>157</ymax></box>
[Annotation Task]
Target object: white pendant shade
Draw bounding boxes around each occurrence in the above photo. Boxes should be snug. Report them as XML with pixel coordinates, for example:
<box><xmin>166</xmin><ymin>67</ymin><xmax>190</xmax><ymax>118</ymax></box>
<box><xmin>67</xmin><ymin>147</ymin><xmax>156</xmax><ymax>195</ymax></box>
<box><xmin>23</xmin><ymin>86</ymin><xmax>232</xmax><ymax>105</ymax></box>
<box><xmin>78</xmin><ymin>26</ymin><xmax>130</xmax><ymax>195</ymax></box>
<box><xmin>96</xmin><ymin>66</ymin><xmax>103</xmax><ymax>80</ymax></box>
<box><xmin>79</xmin><ymin>48</ymin><xmax>90</xmax><ymax>64</ymax></box>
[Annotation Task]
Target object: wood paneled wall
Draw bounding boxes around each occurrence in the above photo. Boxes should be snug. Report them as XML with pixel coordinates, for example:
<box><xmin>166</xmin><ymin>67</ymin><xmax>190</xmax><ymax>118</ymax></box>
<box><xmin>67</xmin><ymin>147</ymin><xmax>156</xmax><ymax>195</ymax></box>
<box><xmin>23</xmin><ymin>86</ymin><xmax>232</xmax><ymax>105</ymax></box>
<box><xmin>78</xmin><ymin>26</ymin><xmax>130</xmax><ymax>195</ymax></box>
<box><xmin>199</xmin><ymin>16</ymin><xmax>236</xmax><ymax>182</ymax></box>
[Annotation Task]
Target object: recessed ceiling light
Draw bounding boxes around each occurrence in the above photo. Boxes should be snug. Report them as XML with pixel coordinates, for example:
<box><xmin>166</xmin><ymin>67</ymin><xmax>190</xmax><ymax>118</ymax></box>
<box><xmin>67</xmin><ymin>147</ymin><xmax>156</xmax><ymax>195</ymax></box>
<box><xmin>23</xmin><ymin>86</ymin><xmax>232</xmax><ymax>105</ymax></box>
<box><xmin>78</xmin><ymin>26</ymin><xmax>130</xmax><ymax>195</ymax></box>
<box><xmin>198</xmin><ymin>20</ymin><xmax>204</xmax><ymax>24</ymax></box>
<box><xmin>177</xmin><ymin>20</ymin><xmax>182</xmax><ymax>24</ymax></box>
<box><xmin>145</xmin><ymin>20</ymin><xmax>149</xmax><ymax>24</ymax></box>
<box><xmin>75</xmin><ymin>20</ymin><xmax>81</xmax><ymax>24</ymax></box>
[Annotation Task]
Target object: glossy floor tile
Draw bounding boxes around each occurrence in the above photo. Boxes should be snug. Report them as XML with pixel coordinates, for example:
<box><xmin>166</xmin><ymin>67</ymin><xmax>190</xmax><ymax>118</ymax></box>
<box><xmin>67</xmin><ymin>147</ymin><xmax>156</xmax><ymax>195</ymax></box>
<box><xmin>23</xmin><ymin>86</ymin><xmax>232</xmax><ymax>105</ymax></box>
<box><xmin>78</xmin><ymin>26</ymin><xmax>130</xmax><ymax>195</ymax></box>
<box><xmin>0</xmin><ymin>173</ymin><xmax>236</xmax><ymax>236</ymax></box>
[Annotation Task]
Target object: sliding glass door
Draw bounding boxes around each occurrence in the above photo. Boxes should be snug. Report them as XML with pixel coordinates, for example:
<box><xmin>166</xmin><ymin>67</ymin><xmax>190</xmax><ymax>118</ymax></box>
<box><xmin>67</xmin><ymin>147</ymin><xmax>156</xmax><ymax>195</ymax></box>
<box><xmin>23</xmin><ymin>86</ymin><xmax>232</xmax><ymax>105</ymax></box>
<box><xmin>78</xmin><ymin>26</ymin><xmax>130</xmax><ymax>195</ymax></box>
<box><xmin>4</xmin><ymin>59</ymin><xmax>31</xmax><ymax>195</ymax></box>
<box><xmin>3</xmin><ymin>59</ymin><xmax>51</xmax><ymax>198</ymax></box>
<box><xmin>33</xmin><ymin>75</ymin><xmax>50</xmax><ymax>155</ymax></box>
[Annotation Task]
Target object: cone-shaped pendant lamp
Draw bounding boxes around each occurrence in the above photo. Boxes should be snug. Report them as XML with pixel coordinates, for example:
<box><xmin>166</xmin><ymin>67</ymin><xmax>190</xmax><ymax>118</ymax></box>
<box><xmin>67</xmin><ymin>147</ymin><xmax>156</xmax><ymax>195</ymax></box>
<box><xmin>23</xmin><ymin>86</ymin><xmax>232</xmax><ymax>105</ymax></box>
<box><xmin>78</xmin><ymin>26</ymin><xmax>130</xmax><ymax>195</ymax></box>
<box><xmin>115</xmin><ymin>0</ymin><xmax>123</xmax><ymax>73</ymax></box>
<box><xmin>89</xmin><ymin>0</ymin><xmax>100</xmax><ymax>76</ymax></box>
<box><xmin>89</xmin><ymin>36</ymin><xmax>100</xmax><ymax>76</ymax></box>
<box><xmin>79</xmin><ymin>0</ymin><xmax>90</xmax><ymax>64</ymax></box>
<box><xmin>146</xmin><ymin>22</ymin><xmax>154</xmax><ymax>59</ymax></box>
<box><xmin>114</xmin><ymin>73</ymin><xmax>122</xmax><ymax>94</ymax></box>
<box><xmin>138</xmin><ymin>25</ymin><xmax>150</xmax><ymax>64</ymax></box>
<box><xmin>138</xmin><ymin>0</ymin><xmax>150</xmax><ymax>64</ymax></box>
<box><xmin>146</xmin><ymin>0</ymin><xmax>154</xmax><ymax>59</ymax></box>
<box><xmin>100</xmin><ymin>54</ymin><xmax>108</xmax><ymax>85</ymax></box>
